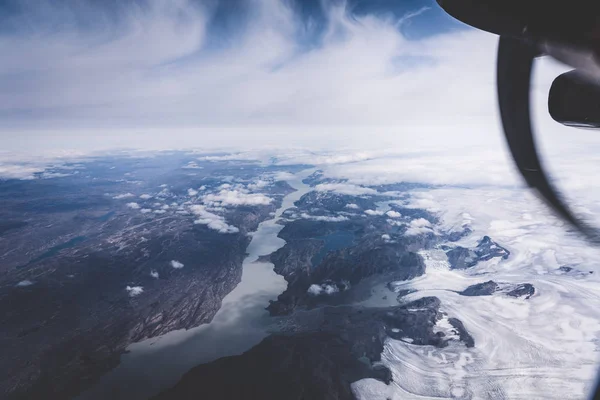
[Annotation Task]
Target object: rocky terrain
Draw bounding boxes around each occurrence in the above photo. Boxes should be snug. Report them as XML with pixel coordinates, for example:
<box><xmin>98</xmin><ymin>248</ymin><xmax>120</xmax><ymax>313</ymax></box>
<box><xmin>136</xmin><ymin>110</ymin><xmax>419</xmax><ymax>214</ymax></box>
<box><xmin>157</xmin><ymin>184</ymin><xmax>489</xmax><ymax>399</ymax></box>
<box><xmin>0</xmin><ymin>154</ymin><xmax>298</xmax><ymax>400</ymax></box>
<box><xmin>2</xmin><ymin>157</ymin><xmax>519</xmax><ymax>400</ymax></box>
<box><xmin>459</xmin><ymin>280</ymin><xmax>535</xmax><ymax>299</ymax></box>
<box><xmin>445</xmin><ymin>235</ymin><xmax>510</xmax><ymax>269</ymax></box>
<box><xmin>265</xmin><ymin>190</ymin><xmax>435</xmax><ymax>316</ymax></box>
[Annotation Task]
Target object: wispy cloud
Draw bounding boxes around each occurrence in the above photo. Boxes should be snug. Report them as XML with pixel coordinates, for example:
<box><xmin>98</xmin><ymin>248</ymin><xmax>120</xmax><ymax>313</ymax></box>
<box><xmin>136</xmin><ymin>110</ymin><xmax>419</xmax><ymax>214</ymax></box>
<box><xmin>203</xmin><ymin>190</ymin><xmax>273</xmax><ymax>207</ymax></box>
<box><xmin>189</xmin><ymin>204</ymin><xmax>239</xmax><ymax>233</ymax></box>
<box><xmin>299</xmin><ymin>213</ymin><xmax>348</xmax><ymax>222</ymax></box>
<box><xmin>0</xmin><ymin>0</ymin><xmax>499</xmax><ymax>154</ymax></box>
<box><xmin>315</xmin><ymin>183</ymin><xmax>378</xmax><ymax>196</ymax></box>
<box><xmin>113</xmin><ymin>193</ymin><xmax>135</xmax><ymax>199</ymax></box>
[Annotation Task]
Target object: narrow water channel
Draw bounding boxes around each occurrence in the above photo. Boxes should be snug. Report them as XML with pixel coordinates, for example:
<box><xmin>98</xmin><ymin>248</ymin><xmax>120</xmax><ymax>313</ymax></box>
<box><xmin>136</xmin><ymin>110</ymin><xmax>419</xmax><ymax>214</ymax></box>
<box><xmin>78</xmin><ymin>170</ymin><xmax>313</xmax><ymax>400</ymax></box>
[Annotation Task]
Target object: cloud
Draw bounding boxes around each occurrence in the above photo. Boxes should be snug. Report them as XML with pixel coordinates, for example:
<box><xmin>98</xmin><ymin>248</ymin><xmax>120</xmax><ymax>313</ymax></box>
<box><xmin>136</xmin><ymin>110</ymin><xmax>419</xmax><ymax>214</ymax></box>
<box><xmin>365</xmin><ymin>209</ymin><xmax>385</xmax><ymax>216</ymax></box>
<box><xmin>141</xmin><ymin>208</ymin><xmax>152</xmax><ymax>214</ymax></box>
<box><xmin>405</xmin><ymin>217</ymin><xmax>433</xmax><ymax>236</ymax></box>
<box><xmin>247</xmin><ymin>180</ymin><xmax>270</xmax><ymax>190</ymax></box>
<box><xmin>170</xmin><ymin>260</ymin><xmax>184</xmax><ymax>269</ymax></box>
<box><xmin>315</xmin><ymin>183</ymin><xmax>377</xmax><ymax>196</ymax></box>
<box><xmin>16</xmin><ymin>280</ymin><xmax>34</xmax><ymax>287</ymax></box>
<box><xmin>299</xmin><ymin>213</ymin><xmax>349</xmax><ymax>222</ymax></box>
<box><xmin>187</xmin><ymin>188</ymin><xmax>198</xmax><ymax>196</ymax></box>
<box><xmin>386</xmin><ymin>210</ymin><xmax>402</xmax><ymax>218</ymax></box>
<box><xmin>126</xmin><ymin>286</ymin><xmax>144</xmax><ymax>297</ymax></box>
<box><xmin>140</xmin><ymin>194</ymin><xmax>153</xmax><ymax>199</ymax></box>
<box><xmin>203</xmin><ymin>190</ymin><xmax>273</xmax><ymax>206</ymax></box>
<box><xmin>126</xmin><ymin>202</ymin><xmax>140</xmax><ymax>209</ymax></box>
<box><xmin>307</xmin><ymin>283</ymin><xmax>339</xmax><ymax>296</ymax></box>
<box><xmin>199</xmin><ymin>154</ymin><xmax>262</xmax><ymax>162</ymax></box>
<box><xmin>345</xmin><ymin>203</ymin><xmax>360</xmax><ymax>209</ymax></box>
<box><xmin>189</xmin><ymin>204</ymin><xmax>239</xmax><ymax>234</ymax></box>
<box><xmin>114</xmin><ymin>193</ymin><xmax>135</xmax><ymax>199</ymax></box>
<box><xmin>150</xmin><ymin>270</ymin><xmax>159</xmax><ymax>278</ymax></box>
<box><xmin>0</xmin><ymin>163</ymin><xmax>46</xmax><ymax>180</ymax></box>
<box><xmin>272</xmin><ymin>171</ymin><xmax>295</xmax><ymax>181</ymax></box>
<box><xmin>40</xmin><ymin>171</ymin><xmax>72</xmax><ymax>179</ymax></box>
<box><xmin>0</xmin><ymin>0</ymin><xmax>500</xmax><ymax>155</ymax></box>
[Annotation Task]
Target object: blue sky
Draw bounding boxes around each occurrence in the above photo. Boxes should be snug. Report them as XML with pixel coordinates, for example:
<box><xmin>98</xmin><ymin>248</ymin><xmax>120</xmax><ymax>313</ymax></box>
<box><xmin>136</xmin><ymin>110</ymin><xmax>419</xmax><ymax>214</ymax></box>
<box><xmin>0</xmin><ymin>0</ymin><xmax>498</xmax><ymax>153</ymax></box>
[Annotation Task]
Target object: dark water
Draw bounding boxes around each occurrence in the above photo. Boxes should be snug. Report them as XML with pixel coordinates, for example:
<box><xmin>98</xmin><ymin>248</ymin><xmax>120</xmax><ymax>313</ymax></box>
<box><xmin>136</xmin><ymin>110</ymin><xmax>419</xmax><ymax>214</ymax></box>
<box><xmin>23</xmin><ymin>236</ymin><xmax>87</xmax><ymax>267</ymax></box>
<box><xmin>97</xmin><ymin>211</ymin><xmax>115</xmax><ymax>222</ymax></box>
<box><xmin>311</xmin><ymin>231</ymin><xmax>355</xmax><ymax>267</ymax></box>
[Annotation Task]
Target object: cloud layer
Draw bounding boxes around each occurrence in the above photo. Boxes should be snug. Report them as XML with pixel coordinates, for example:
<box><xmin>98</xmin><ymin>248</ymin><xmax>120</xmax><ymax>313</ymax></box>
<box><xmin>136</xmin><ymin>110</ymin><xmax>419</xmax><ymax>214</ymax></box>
<box><xmin>0</xmin><ymin>0</ymin><xmax>501</xmax><ymax>154</ymax></box>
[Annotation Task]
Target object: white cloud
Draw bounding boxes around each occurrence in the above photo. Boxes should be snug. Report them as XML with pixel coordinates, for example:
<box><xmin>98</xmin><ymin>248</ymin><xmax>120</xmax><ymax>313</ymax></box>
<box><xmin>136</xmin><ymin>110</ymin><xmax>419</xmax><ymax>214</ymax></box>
<box><xmin>307</xmin><ymin>283</ymin><xmax>339</xmax><ymax>296</ymax></box>
<box><xmin>412</xmin><ymin>218</ymin><xmax>431</xmax><ymax>227</ymax></box>
<box><xmin>140</xmin><ymin>194</ymin><xmax>153</xmax><ymax>199</ymax></box>
<box><xmin>0</xmin><ymin>0</ymin><xmax>503</xmax><ymax>155</ymax></box>
<box><xmin>345</xmin><ymin>203</ymin><xmax>360</xmax><ymax>209</ymax></box>
<box><xmin>150</xmin><ymin>270</ymin><xmax>159</xmax><ymax>278</ymax></box>
<box><xmin>386</xmin><ymin>210</ymin><xmax>402</xmax><ymax>218</ymax></box>
<box><xmin>272</xmin><ymin>171</ymin><xmax>295</xmax><ymax>181</ymax></box>
<box><xmin>40</xmin><ymin>171</ymin><xmax>72</xmax><ymax>179</ymax></box>
<box><xmin>315</xmin><ymin>183</ymin><xmax>377</xmax><ymax>196</ymax></box>
<box><xmin>126</xmin><ymin>286</ymin><xmax>144</xmax><ymax>297</ymax></box>
<box><xmin>187</xmin><ymin>188</ymin><xmax>198</xmax><ymax>196</ymax></box>
<box><xmin>405</xmin><ymin>217</ymin><xmax>433</xmax><ymax>236</ymax></box>
<box><xmin>0</xmin><ymin>162</ymin><xmax>46</xmax><ymax>180</ymax></box>
<box><xmin>247</xmin><ymin>180</ymin><xmax>269</xmax><ymax>190</ymax></box>
<box><xmin>16</xmin><ymin>280</ymin><xmax>34</xmax><ymax>287</ymax></box>
<box><xmin>189</xmin><ymin>204</ymin><xmax>239</xmax><ymax>234</ymax></box>
<box><xmin>153</xmin><ymin>209</ymin><xmax>166</xmax><ymax>214</ymax></box>
<box><xmin>126</xmin><ymin>202</ymin><xmax>140</xmax><ymax>209</ymax></box>
<box><xmin>364</xmin><ymin>209</ymin><xmax>384</xmax><ymax>216</ymax></box>
<box><xmin>381</xmin><ymin>234</ymin><xmax>391</xmax><ymax>241</ymax></box>
<box><xmin>114</xmin><ymin>193</ymin><xmax>135</xmax><ymax>199</ymax></box>
<box><xmin>203</xmin><ymin>190</ymin><xmax>273</xmax><ymax>207</ymax></box>
<box><xmin>140</xmin><ymin>208</ymin><xmax>152</xmax><ymax>214</ymax></box>
<box><xmin>299</xmin><ymin>213</ymin><xmax>348</xmax><ymax>222</ymax></box>
<box><xmin>170</xmin><ymin>260</ymin><xmax>184</xmax><ymax>269</ymax></box>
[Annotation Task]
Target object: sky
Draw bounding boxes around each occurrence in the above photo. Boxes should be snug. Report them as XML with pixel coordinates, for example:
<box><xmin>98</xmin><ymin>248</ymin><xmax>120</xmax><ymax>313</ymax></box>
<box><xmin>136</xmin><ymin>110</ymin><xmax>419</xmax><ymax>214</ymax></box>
<box><xmin>1</xmin><ymin>0</ymin><xmax>597</xmax><ymax>208</ymax></box>
<box><xmin>0</xmin><ymin>0</ymin><xmax>512</xmax><ymax>153</ymax></box>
